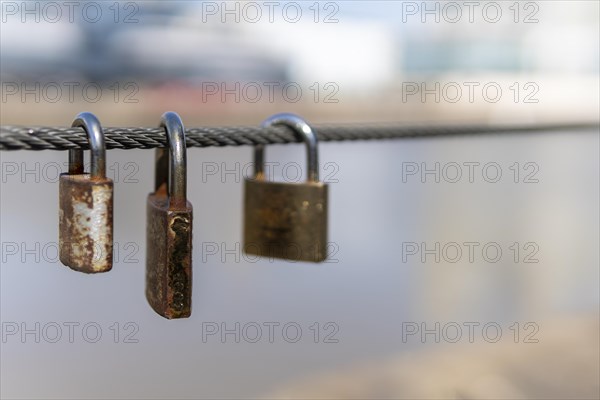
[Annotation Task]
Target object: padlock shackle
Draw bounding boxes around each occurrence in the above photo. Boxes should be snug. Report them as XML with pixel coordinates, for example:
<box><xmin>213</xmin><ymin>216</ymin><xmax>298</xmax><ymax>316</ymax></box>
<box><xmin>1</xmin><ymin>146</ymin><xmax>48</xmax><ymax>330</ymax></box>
<box><xmin>69</xmin><ymin>112</ymin><xmax>106</xmax><ymax>178</ymax></box>
<box><xmin>256</xmin><ymin>113</ymin><xmax>319</xmax><ymax>182</ymax></box>
<box><xmin>156</xmin><ymin>111</ymin><xmax>187</xmax><ymax>207</ymax></box>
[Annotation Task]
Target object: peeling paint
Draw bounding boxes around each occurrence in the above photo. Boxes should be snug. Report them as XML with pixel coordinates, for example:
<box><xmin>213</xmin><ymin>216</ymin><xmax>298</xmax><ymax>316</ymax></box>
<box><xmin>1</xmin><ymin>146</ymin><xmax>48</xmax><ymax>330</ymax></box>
<box><xmin>59</xmin><ymin>174</ymin><xmax>113</xmax><ymax>273</ymax></box>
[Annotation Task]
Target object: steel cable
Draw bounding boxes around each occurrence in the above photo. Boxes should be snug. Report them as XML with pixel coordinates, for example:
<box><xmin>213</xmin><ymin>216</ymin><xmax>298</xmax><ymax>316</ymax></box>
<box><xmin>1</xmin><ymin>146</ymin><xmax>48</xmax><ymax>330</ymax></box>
<box><xmin>1</xmin><ymin>123</ymin><xmax>597</xmax><ymax>151</ymax></box>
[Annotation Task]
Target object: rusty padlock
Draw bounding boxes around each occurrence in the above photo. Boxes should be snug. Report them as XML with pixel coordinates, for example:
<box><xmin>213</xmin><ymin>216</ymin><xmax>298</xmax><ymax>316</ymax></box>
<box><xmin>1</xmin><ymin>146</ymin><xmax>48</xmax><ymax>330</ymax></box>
<box><xmin>146</xmin><ymin>112</ymin><xmax>193</xmax><ymax>319</ymax></box>
<box><xmin>59</xmin><ymin>112</ymin><xmax>113</xmax><ymax>273</ymax></box>
<box><xmin>244</xmin><ymin>113</ymin><xmax>328</xmax><ymax>262</ymax></box>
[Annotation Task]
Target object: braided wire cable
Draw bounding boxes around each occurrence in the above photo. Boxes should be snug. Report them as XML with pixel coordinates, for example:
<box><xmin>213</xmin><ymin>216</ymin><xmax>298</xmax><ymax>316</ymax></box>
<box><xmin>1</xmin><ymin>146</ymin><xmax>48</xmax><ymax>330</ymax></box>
<box><xmin>0</xmin><ymin>122</ymin><xmax>597</xmax><ymax>151</ymax></box>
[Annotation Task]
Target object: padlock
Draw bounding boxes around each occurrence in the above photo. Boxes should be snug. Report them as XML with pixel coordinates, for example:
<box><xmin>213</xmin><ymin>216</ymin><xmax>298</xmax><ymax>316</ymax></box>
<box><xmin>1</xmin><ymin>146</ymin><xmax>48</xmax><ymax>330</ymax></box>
<box><xmin>146</xmin><ymin>112</ymin><xmax>193</xmax><ymax>319</ymax></box>
<box><xmin>244</xmin><ymin>113</ymin><xmax>328</xmax><ymax>262</ymax></box>
<box><xmin>59</xmin><ymin>112</ymin><xmax>113</xmax><ymax>273</ymax></box>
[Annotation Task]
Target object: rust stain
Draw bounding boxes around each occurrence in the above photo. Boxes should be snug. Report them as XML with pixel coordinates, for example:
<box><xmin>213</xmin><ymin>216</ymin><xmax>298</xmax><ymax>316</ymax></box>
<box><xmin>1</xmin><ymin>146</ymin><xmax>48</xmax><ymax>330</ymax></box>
<box><xmin>59</xmin><ymin>174</ymin><xmax>113</xmax><ymax>273</ymax></box>
<box><xmin>146</xmin><ymin>193</ymin><xmax>193</xmax><ymax>319</ymax></box>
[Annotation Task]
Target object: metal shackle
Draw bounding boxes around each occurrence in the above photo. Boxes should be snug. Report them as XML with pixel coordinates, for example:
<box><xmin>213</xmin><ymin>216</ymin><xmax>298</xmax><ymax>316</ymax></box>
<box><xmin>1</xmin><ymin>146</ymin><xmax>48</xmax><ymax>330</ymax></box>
<box><xmin>69</xmin><ymin>112</ymin><xmax>106</xmax><ymax>178</ymax></box>
<box><xmin>255</xmin><ymin>113</ymin><xmax>319</xmax><ymax>182</ymax></box>
<box><xmin>155</xmin><ymin>111</ymin><xmax>187</xmax><ymax>207</ymax></box>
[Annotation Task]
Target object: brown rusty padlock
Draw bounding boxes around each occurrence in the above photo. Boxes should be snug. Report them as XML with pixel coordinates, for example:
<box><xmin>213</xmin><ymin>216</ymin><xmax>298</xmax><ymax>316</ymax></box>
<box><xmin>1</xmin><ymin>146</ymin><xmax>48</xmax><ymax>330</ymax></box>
<box><xmin>59</xmin><ymin>112</ymin><xmax>113</xmax><ymax>273</ymax></box>
<box><xmin>146</xmin><ymin>112</ymin><xmax>193</xmax><ymax>319</ymax></box>
<box><xmin>244</xmin><ymin>113</ymin><xmax>328</xmax><ymax>262</ymax></box>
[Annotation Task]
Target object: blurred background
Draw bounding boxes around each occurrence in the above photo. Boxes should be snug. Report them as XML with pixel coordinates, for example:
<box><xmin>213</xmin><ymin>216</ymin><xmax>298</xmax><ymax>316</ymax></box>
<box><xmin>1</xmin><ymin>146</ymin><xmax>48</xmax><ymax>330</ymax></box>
<box><xmin>1</xmin><ymin>1</ymin><xmax>599</xmax><ymax>399</ymax></box>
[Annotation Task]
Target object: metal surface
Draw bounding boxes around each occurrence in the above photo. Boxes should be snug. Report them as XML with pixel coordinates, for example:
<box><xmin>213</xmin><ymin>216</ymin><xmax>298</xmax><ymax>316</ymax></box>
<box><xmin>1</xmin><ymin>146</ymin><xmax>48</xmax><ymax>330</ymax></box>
<box><xmin>59</xmin><ymin>175</ymin><xmax>113</xmax><ymax>273</ymax></box>
<box><xmin>146</xmin><ymin>112</ymin><xmax>193</xmax><ymax>319</ymax></box>
<box><xmin>244</xmin><ymin>114</ymin><xmax>328</xmax><ymax>262</ymax></box>
<box><xmin>1</xmin><ymin>123</ymin><xmax>597</xmax><ymax>151</ymax></box>
<box><xmin>59</xmin><ymin>112</ymin><xmax>113</xmax><ymax>273</ymax></box>
<box><xmin>146</xmin><ymin>197</ymin><xmax>193</xmax><ymax>319</ymax></box>
<box><xmin>258</xmin><ymin>113</ymin><xmax>319</xmax><ymax>182</ymax></box>
<box><xmin>244</xmin><ymin>180</ymin><xmax>328</xmax><ymax>262</ymax></box>
<box><xmin>70</xmin><ymin>112</ymin><xmax>106</xmax><ymax>178</ymax></box>
<box><xmin>157</xmin><ymin>112</ymin><xmax>187</xmax><ymax>207</ymax></box>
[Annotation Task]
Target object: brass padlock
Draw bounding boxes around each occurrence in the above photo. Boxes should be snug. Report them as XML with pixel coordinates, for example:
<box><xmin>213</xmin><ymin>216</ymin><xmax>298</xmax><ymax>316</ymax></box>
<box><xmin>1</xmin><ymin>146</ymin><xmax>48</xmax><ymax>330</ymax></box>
<box><xmin>146</xmin><ymin>112</ymin><xmax>193</xmax><ymax>319</ymax></box>
<box><xmin>59</xmin><ymin>112</ymin><xmax>113</xmax><ymax>273</ymax></box>
<box><xmin>244</xmin><ymin>113</ymin><xmax>328</xmax><ymax>262</ymax></box>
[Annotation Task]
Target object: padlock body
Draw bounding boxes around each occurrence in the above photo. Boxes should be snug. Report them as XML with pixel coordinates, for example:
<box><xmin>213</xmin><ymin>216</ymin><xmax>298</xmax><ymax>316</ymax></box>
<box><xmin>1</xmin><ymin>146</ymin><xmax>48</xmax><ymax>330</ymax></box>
<box><xmin>146</xmin><ymin>194</ymin><xmax>193</xmax><ymax>319</ymax></box>
<box><xmin>244</xmin><ymin>179</ymin><xmax>328</xmax><ymax>262</ymax></box>
<box><xmin>59</xmin><ymin>173</ymin><xmax>113</xmax><ymax>273</ymax></box>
